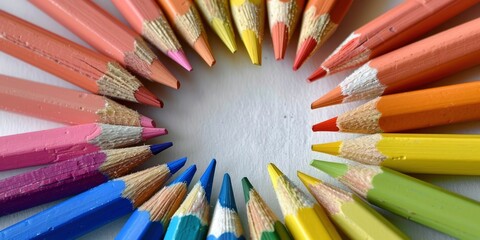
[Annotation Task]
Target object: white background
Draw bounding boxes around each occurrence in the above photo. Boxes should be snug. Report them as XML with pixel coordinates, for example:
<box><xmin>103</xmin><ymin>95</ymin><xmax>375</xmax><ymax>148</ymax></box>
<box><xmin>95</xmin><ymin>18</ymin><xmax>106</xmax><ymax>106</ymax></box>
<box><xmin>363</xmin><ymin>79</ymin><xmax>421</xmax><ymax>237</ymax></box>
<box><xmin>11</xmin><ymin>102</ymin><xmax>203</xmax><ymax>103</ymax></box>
<box><xmin>0</xmin><ymin>1</ymin><xmax>479</xmax><ymax>239</ymax></box>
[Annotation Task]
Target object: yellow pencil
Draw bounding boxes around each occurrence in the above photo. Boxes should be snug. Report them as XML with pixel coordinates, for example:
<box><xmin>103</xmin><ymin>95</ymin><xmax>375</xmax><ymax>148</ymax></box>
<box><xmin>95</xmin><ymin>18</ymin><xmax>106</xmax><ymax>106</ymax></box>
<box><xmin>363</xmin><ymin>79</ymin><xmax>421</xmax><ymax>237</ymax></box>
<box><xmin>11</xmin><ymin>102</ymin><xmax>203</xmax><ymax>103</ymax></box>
<box><xmin>312</xmin><ymin>133</ymin><xmax>480</xmax><ymax>175</ymax></box>
<box><xmin>267</xmin><ymin>163</ymin><xmax>341</xmax><ymax>240</ymax></box>
<box><xmin>230</xmin><ymin>0</ymin><xmax>265</xmax><ymax>65</ymax></box>
<box><xmin>297</xmin><ymin>171</ymin><xmax>409</xmax><ymax>240</ymax></box>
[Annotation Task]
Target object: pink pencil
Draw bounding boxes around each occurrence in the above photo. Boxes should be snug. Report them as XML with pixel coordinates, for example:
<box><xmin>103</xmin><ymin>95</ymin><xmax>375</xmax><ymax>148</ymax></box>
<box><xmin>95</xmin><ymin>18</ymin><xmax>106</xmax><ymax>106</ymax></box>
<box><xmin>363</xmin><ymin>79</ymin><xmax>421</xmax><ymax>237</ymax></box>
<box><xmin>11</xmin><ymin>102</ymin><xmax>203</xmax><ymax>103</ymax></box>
<box><xmin>0</xmin><ymin>123</ymin><xmax>167</xmax><ymax>170</ymax></box>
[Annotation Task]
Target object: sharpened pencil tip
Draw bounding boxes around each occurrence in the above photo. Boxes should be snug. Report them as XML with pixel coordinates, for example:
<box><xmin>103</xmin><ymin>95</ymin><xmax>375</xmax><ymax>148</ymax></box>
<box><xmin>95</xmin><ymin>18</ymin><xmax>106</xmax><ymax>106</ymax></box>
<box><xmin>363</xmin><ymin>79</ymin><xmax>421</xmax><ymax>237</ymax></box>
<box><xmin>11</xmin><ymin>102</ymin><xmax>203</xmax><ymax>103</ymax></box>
<box><xmin>200</xmin><ymin>159</ymin><xmax>217</xmax><ymax>202</ymax></box>
<box><xmin>297</xmin><ymin>171</ymin><xmax>321</xmax><ymax>187</ymax></box>
<box><xmin>193</xmin><ymin>35</ymin><xmax>216</xmax><ymax>67</ymax></box>
<box><xmin>272</xmin><ymin>22</ymin><xmax>288</xmax><ymax>60</ymax></box>
<box><xmin>219</xmin><ymin>173</ymin><xmax>237</xmax><ymax>210</ymax></box>
<box><xmin>313</xmin><ymin>117</ymin><xmax>339</xmax><ymax>132</ymax></box>
<box><xmin>211</xmin><ymin>18</ymin><xmax>237</xmax><ymax>53</ymax></box>
<box><xmin>312</xmin><ymin>142</ymin><xmax>341</xmax><ymax>156</ymax></box>
<box><xmin>241</xmin><ymin>177</ymin><xmax>253</xmax><ymax>202</ymax></box>
<box><xmin>140</xmin><ymin>115</ymin><xmax>156</xmax><ymax>128</ymax></box>
<box><xmin>151</xmin><ymin>60</ymin><xmax>181</xmax><ymax>89</ymax></box>
<box><xmin>267</xmin><ymin>163</ymin><xmax>284</xmax><ymax>188</ymax></box>
<box><xmin>167</xmin><ymin>50</ymin><xmax>193</xmax><ymax>71</ymax></box>
<box><xmin>141</xmin><ymin>127</ymin><xmax>168</xmax><ymax>140</ymax></box>
<box><xmin>311</xmin><ymin>86</ymin><xmax>344</xmax><ymax>109</ymax></box>
<box><xmin>167</xmin><ymin>157</ymin><xmax>187</xmax><ymax>174</ymax></box>
<box><xmin>311</xmin><ymin>160</ymin><xmax>348</xmax><ymax>178</ymax></box>
<box><xmin>241</xmin><ymin>30</ymin><xmax>262</xmax><ymax>65</ymax></box>
<box><xmin>149</xmin><ymin>142</ymin><xmax>173</xmax><ymax>155</ymax></box>
<box><xmin>134</xmin><ymin>86</ymin><xmax>163</xmax><ymax>108</ymax></box>
<box><xmin>308</xmin><ymin>67</ymin><xmax>327</xmax><ymax>81</ymax></box>
<box><xmin>169</xmin><ymin>165</ymin><xmax>196</xmax><ymax>186</ymax></box>
<box><xmin>293</xmin><ymin>37</ymin><xmax>317</xmax><ymax>70</ymax></box>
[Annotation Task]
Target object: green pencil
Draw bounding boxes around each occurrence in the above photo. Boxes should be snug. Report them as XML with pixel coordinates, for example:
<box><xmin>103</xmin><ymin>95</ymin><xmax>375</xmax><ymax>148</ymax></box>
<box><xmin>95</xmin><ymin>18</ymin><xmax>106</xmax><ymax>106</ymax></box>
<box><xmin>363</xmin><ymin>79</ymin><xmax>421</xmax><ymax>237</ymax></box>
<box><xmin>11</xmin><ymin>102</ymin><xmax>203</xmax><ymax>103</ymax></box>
<box><xmin>311</xmin><ymin>160</ymin><xmax>480</xmax><ymax>240</ymax></box>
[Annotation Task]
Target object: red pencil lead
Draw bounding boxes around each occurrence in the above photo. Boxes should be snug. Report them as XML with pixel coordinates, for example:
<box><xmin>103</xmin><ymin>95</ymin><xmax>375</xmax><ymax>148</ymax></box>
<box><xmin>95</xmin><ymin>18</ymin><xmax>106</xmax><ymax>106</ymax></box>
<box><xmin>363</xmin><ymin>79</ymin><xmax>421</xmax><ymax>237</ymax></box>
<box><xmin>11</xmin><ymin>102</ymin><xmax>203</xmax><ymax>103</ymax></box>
<box><xmin>313</xmin><ymin>117</ymin><xmax>339</xmax><ymax>132</ymax></box>
<box><xmin>293</xmin><ymin>37</ymin><xmax>317</xmax><ymax>71</ymax></box>
<box><xmin>308</xmin><ymin>67</ymin><xmax>327</xmax><ymax>81</ymax></box>
<box><xmin>134</xmin><ymin>87</ymin><xmax>163</xmax><ymax>108</ymax></box>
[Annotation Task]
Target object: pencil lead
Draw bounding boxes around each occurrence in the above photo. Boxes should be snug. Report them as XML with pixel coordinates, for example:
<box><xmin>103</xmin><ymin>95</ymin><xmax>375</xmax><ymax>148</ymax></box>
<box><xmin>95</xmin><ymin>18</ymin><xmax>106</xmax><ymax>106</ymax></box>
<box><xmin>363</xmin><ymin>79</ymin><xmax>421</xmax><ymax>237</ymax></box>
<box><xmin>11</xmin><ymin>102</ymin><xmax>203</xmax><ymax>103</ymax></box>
<box><xmin>194</xmin><ymin>36</ymin><xmax>216</xmax><ymax>67</ymax></box>
<box><xmin>140</xmin><ymin>115</ymin><xmax>156</xmax><ymax>128</ymax></box>
<box><xmin>311</xmin><ymin>141</ymin><xmax>341</xmax><ymax>155</ymax></box>
<box><xmin>167</xmin><ymin>157</ymin><xmax>188</xmax><ymax>174</ymax></box>
<box><xmin>297</xmin><ymin>171</ymin><xmax>320</xmax><ymax>187</ymax></box>
<box><xmin>308</xmin><ymin>67</ymin><xmax>327</xmax><ymax>81</ymax></box>
<box><xmin>134</xmin><ymin>86</ymin><xmax>163</xmax><ymax>108</ymax></box>
<box><xmin>149</xmin><ymin>142</ymin><xmax>173</xmax><ymax>155</ymax></box>
<box><xmin>211</xmin><ymin>19</ymin><xmax>237</xmax><ymax>53</ymax></box>
<box><xmin>312</xmin><ymin>117</ymin><xmax>339</xmax><ymax>132</ymax></box>
<box><xmin>219</xmin><ymin>173</ymin><xmax>237</xmax><ymax>210</ymax></box>
<box><xmin>169</xmin><ymin>165</ymin><xmax>197</xmax><ymax>186</ymax></box>
<box><xmin>242</xmin><ymin>30</ymin><xmax>262</xmax><ymax>65</ymax></box>
<box><xmin>141</xmin><ymin>127</ymin><xmax>168</xmax><ymax>140</ymax></box>
<box><xmin>272</xmin><ymin>22</ymin><xmax>288</xmax><ymax>60</ymax></box>
<box><xmin>293</xmin><ymin>37</ymin><xmax>316</xmax><ymax>70</ymax></box>
<box><xmin>267</xmin><ymin>163</ymin><xmax>283</xmax><ymax>188</ymax></box>
<box><xmin>241</xmin><ymin>177</ymin><xmax>253</xmax><ymax>202</ymax></box>
<box><xmin>310</xmin><ymin>160</ymin><xmax>348</xmax><ymax>178</ymax></box>
<box><xmin>168</xmin><ymin>50</ymin><xmax>193</xmax><ymax>71</ymax></box>
<box><xmin>200</xmin><ymin>159</ymin><xmax>217</xmax><ymax>202</ymax></box>
<box><xmin>150</xmin><ymin>60</ymin><xmax>181</xmax><ymax>89</ymax></box>
<box><xmin>311</xmin><ymin>86</ymin><xmax>344</xmax><ymax>109</ymax></box>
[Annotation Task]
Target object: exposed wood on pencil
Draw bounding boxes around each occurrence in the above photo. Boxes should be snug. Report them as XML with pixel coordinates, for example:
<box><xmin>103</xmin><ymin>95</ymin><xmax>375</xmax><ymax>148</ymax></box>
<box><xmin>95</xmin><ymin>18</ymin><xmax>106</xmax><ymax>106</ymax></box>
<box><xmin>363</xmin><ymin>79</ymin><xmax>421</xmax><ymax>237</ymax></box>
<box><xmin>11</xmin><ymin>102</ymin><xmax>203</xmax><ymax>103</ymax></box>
<box><xmin>230</xmin><ymin>0</ymin><xmax>266</xmax><ymax>65</ymax></box>
<box><xmin>30</xmin><ymin>0</ymin><xmax>180</xmax><ymax>89</ymax></box>
<box><xmin>112</xmin><ymin>0</ymin><xmax>192</xmax><ymax>71</ymax></box>
<box><xmin>309</xmin><ymin>0</ymin><xmax>478</xmax><ymax>80</ymax></box>
<box><xmin>293</xmin><ymin>0</ymin><xmax>352</xmax><ymax>70</ymax></box>
<box><xmin>159</xmin><ymin>0</ymin><xmax>216</xmax><ymax>67</ymax></box>
<box><xmin>196</xmin><ymin>0</ymin><xmax>238</xmax><ymax>53</ymax></box>
<box><xmin>0</xmin><ymin>10</ymin><xmax>161</xmax><ymax>107</ymax></box>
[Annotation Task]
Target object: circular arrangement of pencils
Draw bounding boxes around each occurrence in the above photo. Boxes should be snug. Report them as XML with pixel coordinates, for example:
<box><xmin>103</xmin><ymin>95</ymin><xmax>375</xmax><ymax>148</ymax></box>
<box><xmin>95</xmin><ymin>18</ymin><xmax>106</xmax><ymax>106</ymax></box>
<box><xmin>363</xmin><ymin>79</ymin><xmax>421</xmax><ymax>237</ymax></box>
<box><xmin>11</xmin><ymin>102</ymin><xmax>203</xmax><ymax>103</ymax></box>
<box><xmin>0</xmin><ymin>1</ymin><xmax>479</xmax><ymax>240</ymax></box>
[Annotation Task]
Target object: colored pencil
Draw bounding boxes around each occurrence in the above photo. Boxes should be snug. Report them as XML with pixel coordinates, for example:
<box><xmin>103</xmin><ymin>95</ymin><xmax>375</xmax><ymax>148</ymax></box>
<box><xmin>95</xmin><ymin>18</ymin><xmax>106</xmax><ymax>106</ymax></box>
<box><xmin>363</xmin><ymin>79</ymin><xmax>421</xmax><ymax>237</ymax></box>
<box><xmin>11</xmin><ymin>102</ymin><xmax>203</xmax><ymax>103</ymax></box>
<box><xmin>242</xmin><ymin>177</ymin><xmax>292</xmax><ymax>240</ymax></box>
<box><xmin>158</xmin><ymin>0</ymin><xmax>216</xmax><ymax>67</ymax></box>
<box><xmin>312</xmin><ymin>17</ymin><xmax>480</xmax><ymax>109</ymax></box>
<box><xmin>293</xmin><ymin>0</ymin><xmax>352</xmax><ymax>70</ymax></box>
<box><xmin>0</xmin><ymin>123</ymin><xmax>167</xmax><ymax>170</ymax></box>
<box><xmin>116</xmin><ymin>165</ymin><xmax>196</xmax><ymax>240</ymax></box>
<box><xmin>0</xmin><ymin>143</ymin><xmax>172</xmax><ymax>216</ymax></box>
<box><xmin>195</xmin><ymin>0</ymin><xmax>237</xmax><ymax>53</ymax></box>
<box><xmin>0</xmin><ymin>10</ymin><xmax>161</xmax><ymax>107</ymax></box>
<box><xmin>111</xmin><ymin>0</ymin><xmax>192</xmax><ymax>71</ymax></box>
<box><xmin>230</xmin><ymin>0</ymin><xmax>266</xmax><ymax>65</ymax></box>
<box><xmin>297</xmin><ymin>171</ymin><xmax>408</xmax><ymax>240</ymax></box>
<box><xmin>311</xmin><ymin>160</ymin><xmax>480</xmax><ymax>240</ymax></box>
<box><xmin>165</xmin><ymin>159</ymin><xmax>217</xmax><ymax>239</ymax></box>
<box><xmin>308</xmin><ymin>0</ymin><xmax>478</xmax><ymax>80</ymax></box>
<box><xmin>0</xmin><ymin>158</ymin><xmax>187</xmax><ymax>240</ymax></box>
<box><xmin>312</xmin><ymin>133</ymin><xmax>480</xmax><ymax>175</ymax></box>
<box><xmin>312</xmin><ymin>81</ymin><xmax>480</xmax><ymax>134</ymax></box>
<box><xmin>267</xmin><ymin>0</ymin><xmax>305</xmax><ymax>60</ymax></box>
<box><xmin>207</xmin><ymin>173</ymin><xmax>245</xmax><ymax>240</ymax></box>
<box><xmin>0</xmin><ymin>74</ymin><xmax>155</xmax><ymax>127</ymax></box>
<box><xmin>267</xmin><ymin>163</ymin><xmax>341</xmax><ymax>240</ymax></box>
<box><xmin>31</xmin><ymin>0</ymin><xmax>180</xmax><ymax>90</ymax></box>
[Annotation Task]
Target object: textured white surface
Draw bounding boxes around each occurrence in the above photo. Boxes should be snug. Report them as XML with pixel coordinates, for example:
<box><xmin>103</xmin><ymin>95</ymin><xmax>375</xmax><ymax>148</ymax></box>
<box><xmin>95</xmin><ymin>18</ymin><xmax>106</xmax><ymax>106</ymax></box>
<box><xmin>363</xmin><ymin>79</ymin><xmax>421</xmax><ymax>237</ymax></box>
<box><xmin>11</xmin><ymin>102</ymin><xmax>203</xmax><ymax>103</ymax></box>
<box><xmin>0</xmin><ymin>1</ymin><xmax>479</xmax><ymax>239</ymax></box>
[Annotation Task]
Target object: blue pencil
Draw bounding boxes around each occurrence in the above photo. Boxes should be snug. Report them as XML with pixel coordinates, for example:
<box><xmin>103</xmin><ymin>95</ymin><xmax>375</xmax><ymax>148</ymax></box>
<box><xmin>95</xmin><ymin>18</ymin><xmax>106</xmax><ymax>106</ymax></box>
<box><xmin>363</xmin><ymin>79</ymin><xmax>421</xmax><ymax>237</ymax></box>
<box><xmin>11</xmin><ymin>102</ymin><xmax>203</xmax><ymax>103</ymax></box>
<box><xmin>0</xmin><ymin>158</ymin><xmax>187</xmax><ymax>240</ymax></box>
<box><xmin>165</xmin><ymin>159</ymin><xmax>217</xmax><ymax>239</ymax></box>
<box><xmin>207</xmin><ymin>173</ymin><xmax>246</xmax><ymax>240</ymax></box>
<box><xmin>115</xmin><ymin>165</ymin><xmax>197</xmax><ymax>240</ymax></box>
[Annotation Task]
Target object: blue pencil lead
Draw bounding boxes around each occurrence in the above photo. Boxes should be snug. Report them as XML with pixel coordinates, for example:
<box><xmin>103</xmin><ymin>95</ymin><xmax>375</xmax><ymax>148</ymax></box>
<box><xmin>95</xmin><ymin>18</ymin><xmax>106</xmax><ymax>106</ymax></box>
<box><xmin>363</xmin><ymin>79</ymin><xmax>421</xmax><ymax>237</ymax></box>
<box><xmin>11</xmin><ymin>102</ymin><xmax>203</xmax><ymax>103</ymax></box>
<box><xmin>219</xmin><ymin>173</ymin><xmax>237</xmax><ymax>211</ymax></box>
<box><xmin>166</xmin><ymin>157</ymin><xmax>187</xmax><ymax>174</ymax></box>
<box><xmin>169</xmin><ymin>165</ymin><xmax>196</xmax><ymax>186</ymax></box>
<box><xmin>149</xmin><ymin>142</ymin><xmax>173</xmax><ymax>155</ymax></box>
<box><xmin>199</xmin><ymin>159</ymin><xmax>216</xmax><ymax>202</ymax></box>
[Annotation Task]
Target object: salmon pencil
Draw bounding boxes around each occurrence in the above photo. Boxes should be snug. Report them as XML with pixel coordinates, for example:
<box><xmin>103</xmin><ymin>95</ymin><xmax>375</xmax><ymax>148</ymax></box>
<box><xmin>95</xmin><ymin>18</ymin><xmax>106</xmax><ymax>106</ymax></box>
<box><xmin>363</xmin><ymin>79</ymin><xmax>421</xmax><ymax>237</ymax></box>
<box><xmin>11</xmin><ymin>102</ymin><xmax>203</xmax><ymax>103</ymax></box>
<box><xmin>230</xmin><ymin>0</ymin><xmax>266</xmax><ymax>65</ymax></box>
<box><xmin>267</xmin><ymin>0</ymin><xmax>305</xmax><ymax>60</ymax></box>
<box><xmin>195</xmin><ymin>0</ymin><xmax>238</xmax><ymax>53</ymax></box>
<box><xmin>0</xmin><ymin>10</ymin><xmax>161</xmax><ymax>107</ymax></box>
<box><xmin>112</xmin><ymin>0</ymin><xmax>192</xmax><ymax>71</ymax></box>
<box><xmin>0</xmin><ymin>143</ymin><xmax>172</xmax><ymax>216</ymax></box>
<box><xmin>293</xmin><ymin>0</ymin><xmax>352</xmax><ymax>70</ymax></box>
<box><xmin>0</xmin><ymin>123</ymin><xmax>167</xmax><ymax>170</ymax></box>
<box><xmin>312</xmin><ymin>81</ymin><xmax>480</xmax><ymax>134</ymax></box>
<box><xmin>158</xmin><ymin>0</ymin><xmax>216</xmax><ymax>67</ymax></box>
<box><xmin>309</xmin><ymin>0</ymin><xmax>478</xmax><ymax>80</ymax></box>
<box><xmin>30</xmin><ymin>0</ymin><xmax>180</xmax><ymax>89</ymax></box>
<box><xmin>0</xmin><ymin>74</ymin><xmax>155</xmax><ymax>127</ymax></box>
<box><xmin>312</xmin><ymin>17</ymin><xmax>480</xmax><ymax>109</ymax></box>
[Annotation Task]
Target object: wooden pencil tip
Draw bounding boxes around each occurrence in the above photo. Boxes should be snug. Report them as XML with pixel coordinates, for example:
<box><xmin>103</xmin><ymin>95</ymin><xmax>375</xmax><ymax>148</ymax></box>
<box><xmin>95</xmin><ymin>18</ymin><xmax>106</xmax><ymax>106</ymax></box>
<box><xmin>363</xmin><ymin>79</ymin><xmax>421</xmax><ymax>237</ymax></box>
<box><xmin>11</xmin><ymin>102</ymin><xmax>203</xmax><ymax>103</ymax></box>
<box><xmin>149</xmin><ymin>142</ymin><xmax>173</xmax><ymax>155</ymax></box>
<box><xmin>150</xmin><ymin>60</ymin><xmax>181</xmax><ymax>89</ymax></box>
<box><xmin>312</xmin><ymin>141</ymin><xmax>341</xmax><ymax>156</ymax></box>
<box><xmin>134</xmin><ymin>87</ymin><xmax>163</xmax><ymax>108</ymax></box>
<box><xmin>199</xmin><ymin>159</ymin><xmax>217</xmax><ymax>202</ymax></box>
<box><xmin>219</xmin><ymin>173</ymin><xmax>237</xmax><ymax>210</ymax></box>
<box><xmin>297</xmin><ymin>171</ymin><xmax>320</xmax><ymax>187</ymax></box>
<box><xmin>311</xmin><ymin>86</ymin><xmax>344</xmax><ymax>109</ymax></box>
<box><xmin>140</xmin><ymin>115</ymin><xmax>156</xmax><ymax>128</ymax></box>
<box><xmin>271</xmin><ymin>23</ymin><xmax>288</xmax><ymax>60</ymax></box>
<box><xmin>241</xmin><ymin>30</ymin><xmax>262</xmax><ymax>65</ymax></box>
<box><xmin>313</xmin><ymin>117</ymin><xmax>339</xmax><ymax>132</ymax></box>
<box><xmin>293</xmin><ymin>37</ymin><xmax>317</xmax><ymax>70</ymax></box>
<box><xmin>308</xmin><ymin>67</ymin><xmax>327</xmax><ymax>81</ymax></box>
<box><xmin>167</xmin><ymin>50</ymin><xmax>193</xmax><ymax>71</ymax></box>
<box><xmin>310</xmin><ymin>160</ymin><xmax>348</xmax><ymax>179</ymax></box>
<box><xmin>166</xmin><ymin>157</ymin><xmax>188</xmax><ymax>174</ymax></box>
<box><xmin>141</xmin><ymin>127</ymin><xmax>168</xmax><ymax>140</ymax></box>
<box><xmin>211</xmin><ymin>18</ymin><xmax>237</xmax><ymax>53</ymax></box>
<box><xmin>267</xmin><ymin>163</ymin><xmax>283</xmax><ymax>188</ymax></box>
<box><xmin>193</xmin><ymin>36</ymin><xmax>216</xmax><ymax>67</ymax></box>
<box><xmin>241</xmin><ymin>177</ymin><xmax>253</xmax><ymax>202</ymax></box>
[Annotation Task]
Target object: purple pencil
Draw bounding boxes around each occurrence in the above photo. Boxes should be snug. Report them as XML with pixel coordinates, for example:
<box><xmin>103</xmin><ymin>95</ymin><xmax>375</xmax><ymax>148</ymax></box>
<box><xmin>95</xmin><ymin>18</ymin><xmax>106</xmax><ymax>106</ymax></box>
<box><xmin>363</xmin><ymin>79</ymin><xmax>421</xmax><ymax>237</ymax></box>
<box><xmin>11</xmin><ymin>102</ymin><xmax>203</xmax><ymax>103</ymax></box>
<box><xmin>0</xmin><ymin>143</ymin><xmax>173</xmax><ymax>216</ymax></box>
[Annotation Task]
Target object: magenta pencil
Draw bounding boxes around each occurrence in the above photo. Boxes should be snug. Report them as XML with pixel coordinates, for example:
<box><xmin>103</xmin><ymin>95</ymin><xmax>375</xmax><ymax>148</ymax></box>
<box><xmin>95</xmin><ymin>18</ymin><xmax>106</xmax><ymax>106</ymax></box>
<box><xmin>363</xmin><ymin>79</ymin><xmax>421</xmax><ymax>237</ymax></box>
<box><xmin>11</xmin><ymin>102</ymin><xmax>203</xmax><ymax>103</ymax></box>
<box><xmin>0</xmin><ymin>123</ymin><xmax>167</xmax><ymax>170</ymax></box>
<box><xmin>0</xmin><ymin>143</ymin><xmax>172</xmax><ymax>216</ymax></box>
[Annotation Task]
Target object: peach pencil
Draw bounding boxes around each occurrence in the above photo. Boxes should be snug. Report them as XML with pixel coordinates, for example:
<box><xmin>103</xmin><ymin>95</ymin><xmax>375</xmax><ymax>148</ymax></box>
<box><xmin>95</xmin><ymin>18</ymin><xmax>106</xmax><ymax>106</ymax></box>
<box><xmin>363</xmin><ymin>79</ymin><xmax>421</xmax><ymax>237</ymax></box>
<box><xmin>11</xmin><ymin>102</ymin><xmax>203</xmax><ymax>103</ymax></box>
<box><xmin>0</xmin><ymin>123</ymin><xmax>167</xmax><ymax>170</ymax></box>
<box><xmin>0</xmin><ymin>74</ymin><xmax>155</xmax><ymax>127</ymax></box>
<box><xmin>30</xmin><ymin>0</ymin><xmax>180</xmax><ymax>89</ymax></box>
<box><xmin>309</xmin><ymin>0</ymin><xmax>478</xmax><ymax>80</ymax></box>
<box><xmin>293</xmin><ymin>0</ymin><xmax>352</xmax><ymax>70</ymax></box>
<box><xmin>312</xmin><ymin>81</ymin><xmax>480</xmax><ymax>134</ymax></box>
<box><xmin>111</xmin><ymin>0</ymin><xmax>192</xmax><ymax>71</ymax></box>
<box><xmin>0</xmin><ymin>10</ymin><xmax>161</xmax><ymax>107</ymax></box>
<box><xmin>158</xmin><ymin>0</ymin><xmax>216</xmax><ymax>67</ymax></box>
<box><xmin>267</xmin><ymin>0</ymin><xmax>305</xmax><ymax>60</ymax></box>
<box><xmin>312</xmin><ymin>17</ymin><xmax>480</xmax><ymax>109</ymax></box>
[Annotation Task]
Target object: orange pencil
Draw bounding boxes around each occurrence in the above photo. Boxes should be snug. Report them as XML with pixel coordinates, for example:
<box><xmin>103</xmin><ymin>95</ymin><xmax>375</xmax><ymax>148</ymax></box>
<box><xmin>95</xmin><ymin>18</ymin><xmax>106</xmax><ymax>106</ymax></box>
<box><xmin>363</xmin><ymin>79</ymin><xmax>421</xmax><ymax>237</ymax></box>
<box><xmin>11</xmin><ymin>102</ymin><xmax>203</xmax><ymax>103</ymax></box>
<box><xmin>30</xmin><ymin>0</ymin><xmax>180</xmax><ymax>89</ymax></box>
<box><xmin>309</xmin><ymin>0</ymin><xmax>478</xmax><ymax>80</ymax></box>
<box><xmin>158</xmin><ymin>0</ymin><xmax>216</xmax><ymax>67</ymax></box>
<box><xmin>293</xmin><ymin>0</ymin><xmax>352</xmax><ymax>70</ymax></box>
<box><xmin>313</xmin><ymin>81</ymin><xmax>480</xmax><ymax>134</ymax></box>
<box><xmin>0</xmin><ymin>10</ymin><xmax>161</xmax><ymax>107</ymax></box>
<box><xmin>0</xmin><ymin>74</ymin><xmax>155</xmax><ymax>127</ymax></box>
<box><xmin>312</xmin><ymin>17</ymin><xmax>480</xmax><ymax>109</ymax></box>
<box><xmin>112</xmin><ymin>0</ymin><xmax>192</xmax><ymax>71</ymax></box>
<box><xmin>267</xmin><ymin>0</ymin><xmax>305</xmax><ymax>60</ymax></box>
